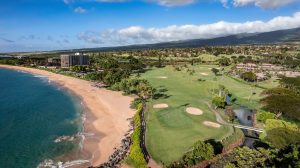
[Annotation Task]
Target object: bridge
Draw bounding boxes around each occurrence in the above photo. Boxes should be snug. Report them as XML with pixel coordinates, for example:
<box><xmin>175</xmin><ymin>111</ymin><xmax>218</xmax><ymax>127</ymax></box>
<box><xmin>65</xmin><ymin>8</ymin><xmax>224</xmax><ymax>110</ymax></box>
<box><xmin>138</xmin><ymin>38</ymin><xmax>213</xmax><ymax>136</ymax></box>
<box><xmin>204</xmin><ymin>101</ymin><xmax>264</xmax><ymax>133</ymax></box>
<box><xmin>233</xmin><ymin>124</ymin><xmax>264</xmax><ymax>133</ymax></box>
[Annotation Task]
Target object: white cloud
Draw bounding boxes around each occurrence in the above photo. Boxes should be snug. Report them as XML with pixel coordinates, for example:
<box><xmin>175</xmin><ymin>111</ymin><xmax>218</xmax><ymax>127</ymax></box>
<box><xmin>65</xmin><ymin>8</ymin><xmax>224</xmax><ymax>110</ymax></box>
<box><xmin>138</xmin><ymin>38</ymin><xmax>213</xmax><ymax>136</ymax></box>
<box><xmin>220</xmin><ymin>0</ymin><xmax>229</xmax><ymax>8</ymax></box>
<box><xmin>233</xmin><ymin>0</ymin><xmax>298</xmax><ymax>8</ymax></box>
<box><xmin>63</xmin><ymin>0</ymin><xmax>298</xmax><ymax>8</ymax></box>
<box><xmin>95</xmin><ymin>0</ymin><xmax>197</xmax><ymax>6</ymax></box>
<box><xmin>78</xmin><ymin>31</ymin><xmax>104</xmax><ymax>44</ymax></box>
<box><xmin>77</xmin><ymin>12</ymin><xmax>300</xmax><ymax>45</ymax></box>
<box><xmin>148</xmin><ymin>0</ymin><xmax>197</xmax><ymax>6</ymax></box>
<box><xmin>74</xmin><ymin>7</ymin><xmax>87</xmax><ymax>13</ymax></box>
<box><xmin>96</xmin><ymin>0</ymin><xmax>197</xmax><ymax>6</ymax></box>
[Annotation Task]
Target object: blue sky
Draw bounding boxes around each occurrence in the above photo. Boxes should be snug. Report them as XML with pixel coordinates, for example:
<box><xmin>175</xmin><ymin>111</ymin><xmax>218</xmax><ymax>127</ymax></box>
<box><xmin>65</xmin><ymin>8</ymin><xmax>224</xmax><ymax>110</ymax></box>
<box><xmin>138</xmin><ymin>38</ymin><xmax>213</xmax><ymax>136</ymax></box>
<box><xmin>0</xmin><ymin>0</ymin><xmax>300</xmax><ymax>52</ymax></box>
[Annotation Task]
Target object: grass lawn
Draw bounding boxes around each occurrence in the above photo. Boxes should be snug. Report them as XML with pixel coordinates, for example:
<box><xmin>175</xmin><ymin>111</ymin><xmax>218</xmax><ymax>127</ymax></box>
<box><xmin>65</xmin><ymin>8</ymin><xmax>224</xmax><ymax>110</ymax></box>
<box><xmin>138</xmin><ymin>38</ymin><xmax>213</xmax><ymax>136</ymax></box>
<box><xmin>141</xmin><ymin>64</ymin><xmax>278</xmax><ymax>164</ymax></box>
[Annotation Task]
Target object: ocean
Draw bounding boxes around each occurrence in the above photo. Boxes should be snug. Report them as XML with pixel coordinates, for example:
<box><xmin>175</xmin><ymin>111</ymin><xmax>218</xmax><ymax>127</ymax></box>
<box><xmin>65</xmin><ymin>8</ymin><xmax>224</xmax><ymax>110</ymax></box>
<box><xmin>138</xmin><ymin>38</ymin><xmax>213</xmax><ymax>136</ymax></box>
<box><xmin>0</xmin><ymin>68</ymin><xmax>82</xmax><ymax>168</ymax></box>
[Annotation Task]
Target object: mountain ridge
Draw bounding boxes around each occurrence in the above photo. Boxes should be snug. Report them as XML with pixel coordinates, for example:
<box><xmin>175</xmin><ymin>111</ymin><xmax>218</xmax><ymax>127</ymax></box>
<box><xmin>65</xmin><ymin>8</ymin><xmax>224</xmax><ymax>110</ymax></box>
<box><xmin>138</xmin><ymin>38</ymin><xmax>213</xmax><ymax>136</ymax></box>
<box><xmin>82</xmin><ymin>27</ymin><xmax>300</xmax><ymax>51</ymax></box>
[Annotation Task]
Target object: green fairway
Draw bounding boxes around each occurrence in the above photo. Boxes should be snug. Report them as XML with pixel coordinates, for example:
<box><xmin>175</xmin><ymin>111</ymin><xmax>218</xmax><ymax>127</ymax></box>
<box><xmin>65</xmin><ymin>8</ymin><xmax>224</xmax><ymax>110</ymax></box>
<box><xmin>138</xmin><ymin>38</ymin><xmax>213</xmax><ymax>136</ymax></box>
<box><xmin>141</xmin><ymin>64</ymin><xmax>278</xmax><ymax>164</ymax></box>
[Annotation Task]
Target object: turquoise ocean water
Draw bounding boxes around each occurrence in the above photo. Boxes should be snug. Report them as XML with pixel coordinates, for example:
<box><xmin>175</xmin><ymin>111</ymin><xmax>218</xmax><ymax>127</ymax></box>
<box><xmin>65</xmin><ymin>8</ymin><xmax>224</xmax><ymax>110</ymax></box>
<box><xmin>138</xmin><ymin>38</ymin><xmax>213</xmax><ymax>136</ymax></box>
<box><xmin>0</xmin><ymin>68</ymin><xmax>82</xmax><ymax>168</ymax></box>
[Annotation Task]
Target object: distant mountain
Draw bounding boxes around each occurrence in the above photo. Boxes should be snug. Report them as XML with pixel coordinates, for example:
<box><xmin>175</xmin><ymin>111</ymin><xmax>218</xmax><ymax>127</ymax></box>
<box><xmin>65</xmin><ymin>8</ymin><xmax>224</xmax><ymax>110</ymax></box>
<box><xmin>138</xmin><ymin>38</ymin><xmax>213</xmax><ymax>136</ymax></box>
<box><xmin>153</xmin><ymin>27</ymin><xmax>300</xmax><ymax>48</ymax></box>
<box><xmin>18</xmin><ymin>27</ymin><xmax>298</xmax><ymax>55</ymax></box>
<box><xmin>77</xmin><ymin>27</ymin><xmax>300</xmax><ymax>51</ymax></box>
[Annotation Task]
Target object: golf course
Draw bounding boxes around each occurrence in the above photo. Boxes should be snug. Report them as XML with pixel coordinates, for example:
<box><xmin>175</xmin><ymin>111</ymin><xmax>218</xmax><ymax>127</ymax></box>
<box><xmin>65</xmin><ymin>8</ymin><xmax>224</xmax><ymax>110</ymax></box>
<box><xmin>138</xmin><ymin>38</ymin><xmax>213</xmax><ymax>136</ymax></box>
<box><xmin>141</xmin><ymin>64</ymin><xmax>278</xmax><ymax>164</ymax></box>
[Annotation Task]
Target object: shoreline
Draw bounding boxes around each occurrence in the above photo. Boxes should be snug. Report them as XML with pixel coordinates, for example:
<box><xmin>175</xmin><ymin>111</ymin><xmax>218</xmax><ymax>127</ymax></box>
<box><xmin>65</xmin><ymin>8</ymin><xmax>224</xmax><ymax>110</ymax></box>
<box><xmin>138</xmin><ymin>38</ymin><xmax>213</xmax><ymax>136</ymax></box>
<box><xmin>0</xmin><ymin>65</ymin><xmax>135</xmax><ymax>166</ymax></box>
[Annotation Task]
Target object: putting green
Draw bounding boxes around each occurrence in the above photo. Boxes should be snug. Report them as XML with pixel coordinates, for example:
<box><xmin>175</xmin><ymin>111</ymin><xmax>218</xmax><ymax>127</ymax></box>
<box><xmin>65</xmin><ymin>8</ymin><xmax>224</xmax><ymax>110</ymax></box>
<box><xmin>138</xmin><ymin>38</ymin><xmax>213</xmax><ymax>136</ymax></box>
<box><xmin>141</xmin><ymin>65</ymin><xmax>278</xmax><ymax>164</ymax></box>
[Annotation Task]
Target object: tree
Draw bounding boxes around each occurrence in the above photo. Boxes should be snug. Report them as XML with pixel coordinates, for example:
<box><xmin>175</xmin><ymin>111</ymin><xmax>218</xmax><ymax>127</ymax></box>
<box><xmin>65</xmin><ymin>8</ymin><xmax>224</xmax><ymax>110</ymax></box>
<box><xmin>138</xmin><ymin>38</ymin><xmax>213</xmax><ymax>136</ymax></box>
<box><xmin>231</xmin><ymin>56</ymin><xmax>237</xmax><ymax>59</ymax></box>
<box><xmin>101</xmin><ymin>58</ymin><xmax>119</xmax><ymax>69</ymax></box>
<box><xmin>212</xmin><ymin>144</ymin><xmax>300</xmax><ymax>168</ymax></box>
<box><xmin>123</xmin><ymin>56</ymin><xmax>145</xmax><ymax>71</ymax></box>
<box><xmin>157</xmin><ymin>55</ymin><xmax>163</xmax><ymax>67</ymax></box>
<box><xmin>260</xmin><ymin>88</ymin><xmax>300</xmax><ymax>120</ymax></box>
<box><xmin>84</xmin><ymin>72</ymin><xmax>101</xmax><ymax>81</ymax></box>
<box><xmin>261</xmin><ymin>119</ymin><xmax>300</xmax><ymax>149</ymax></box>
<box><xmin>284</xmin><ymin>59</ymin><xmax>300</xmax><ymax>69</ymax></box>
<box><xmin>241</xmin><ymin>72</ymin><xmax>257</xmax><ymax>82</ymax></box>
<box><xmin>213</xmin><ymin>50</ymin><xmax>221</xmax><ymax>57</ymax></box>
<box><xmin>211</xmin><ymin>68</ymin><xmax>220</xmax><ymax>76</ymax></box>
<box><xmin>211</xmin><ymin>147</ymin><xmax>272</xmax><ymax>168</ymax></box>
<box><xmin>274</xmin><ymin>144</ymin><xmax>300</xmax><ymax>167</ymax></box>
<box><xmin>296</xmin><ymin>52</ymin><xmax>300</xmax><ymax>60</ymax></box>
<box><xmin>256</xmin><ymin>111</ymin><xmax>276</xmax><ymax>123</ymax></box>
<box><xmin>167</xmin><ymin>141</ymin><xmax>215</xmax><ymax>168</ymax></box>
<box><xmin>218</xmin><ymin>57</ymin><xmax>231</xmax><ymax>66</ymax></box>
<box><xmin>71</xmin><ymin>65</ymin><xmax>87</xmax><ymax>72</ymax></box>
<box><xmin>225</xmin><ymin>107</ymin><xmax>235</xmax><ymax>122</ymax></box>
<box><xmin>136</xmin><ymin>81</ymin><xmax>155</xmax><ymax>99</ymax></box>
<box><xmin>264</xmin><ymin>119</ymin><xmax>298</xmax><ymax>132</ymax></box>
<box><xmin>117</xmin><ymin>78</ymin><xmax>132</xmax><ymax>94</ymax></box>
<box><xmin>264</xmin><ymin>128</ymin><xmax>300</xmax><ymax>149</ymax></box>
<box><xmin>279</xmin><ymin>76</ymin><xmax>300</xmax><ymax>94</ymax></box>
<box><xmin>103</xmin><ymin>69</ymin><xmax>129</xmax><ymax>86</ymax></box>
<box><xmin>212</xmin><ymin>96</ymin><xmax>226</xmax><ymax>109</ymax></box>
<box><xmin>218</xmin><ymin>85</ymin><xmax>228</xmax><ymax>97</ymax></box>
<box><xmin>188</xmin><ymin>141</ymin><xmax>215</xmax><ymax>163</ymax></box>
<box><xmin>112</xmin><ymin>78</ymin><xmax>154</xmax><ymax>98</ymax></box>
<box><xmin>0</xmin><ymin>59</ymin><xmax>21</xmax><ymax>65</ymax></box>
<box><xmin>130</xmin><ymin>98</ymin><xmax>143</xmax><ymax>109</ymax></box>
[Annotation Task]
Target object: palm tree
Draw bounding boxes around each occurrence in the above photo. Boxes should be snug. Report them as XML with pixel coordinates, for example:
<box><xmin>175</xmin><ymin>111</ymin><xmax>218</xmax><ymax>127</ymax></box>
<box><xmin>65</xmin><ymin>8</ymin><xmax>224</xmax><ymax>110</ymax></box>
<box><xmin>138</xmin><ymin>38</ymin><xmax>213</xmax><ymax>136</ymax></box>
<box><xmin>137</xmin><ymin>82</ymin><xmax>155</xmax><ymax>99</ymax></box>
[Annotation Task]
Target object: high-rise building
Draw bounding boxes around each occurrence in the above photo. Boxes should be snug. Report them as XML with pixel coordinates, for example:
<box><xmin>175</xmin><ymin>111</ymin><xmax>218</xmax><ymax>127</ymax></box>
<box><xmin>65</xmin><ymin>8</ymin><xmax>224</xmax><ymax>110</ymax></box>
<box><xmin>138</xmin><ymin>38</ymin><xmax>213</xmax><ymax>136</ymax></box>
<box><xmin>61</xmin><ymin>53</ymin><xmax>89</xmax><ymax>68</ymax></box>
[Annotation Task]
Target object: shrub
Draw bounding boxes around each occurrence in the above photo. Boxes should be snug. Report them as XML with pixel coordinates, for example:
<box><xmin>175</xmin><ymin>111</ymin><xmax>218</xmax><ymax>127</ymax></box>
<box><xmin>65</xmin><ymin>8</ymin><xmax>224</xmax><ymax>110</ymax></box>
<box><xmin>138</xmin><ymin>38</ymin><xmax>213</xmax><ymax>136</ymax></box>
<box><xmin>174</xmin><ymin>67</ymin><xmax>181</xmax><ymax>71</ymax></box>
<box><xmin>265</xmin><ymin>128</ymin><xmax>300</xmax><ymax>149</ymax></box>
<box><xmin>212</xmin><ymin>96</ymin><xmax>226</xmax><ymax>109</ymax></box>
<box><xmin>111</xmin><ymin>78</ymin><xmax>154</xmax><ymax>99</ymax></box>
<box><xmin>198</xmin><ymin>78</ymin><xmax>206</xmax><ymax>82</ymax></box>
<box><xmin>218</xmin><ymin>57</ymin><xmax>231</xmax><ymax>66</ymax></box>
<box><xmin>241</xmin><ymin>71</ymin><xmax>257</xmax><ymax>82</ymax></box>
<box><xmin>126</xmin><ymin>103</ymin><xmax>147</xmax><ymax>168</ymax></box>
<box><xmin>211</xmin><ymin>147</ymin><xmax>271</xmax><ymax>168</ymax></box>
<box><xmin>0</xmin><ymin>59</ymin><xmax>21</xmax><ymax>65</ymax></box>
<box><xmin>279</xmin><ymin>76</ymin><xmax>300</xmax><ymax>93</ymax></box>
<box><xmin>261</xmin><ymin>119</ymin><xmax>300</xmax><ymax>149</ymax></box>
<box><xmin>256</xmin><ymin>111</ymin><xmax>276</xmax><ymax>123</ymax></box>
<box><xmin>167</xmin><ymin>141</ymin><xmax>215</xmax><ymax>168</ymax></box>
<box><xmin>211</xmin><ymin>68</ymin><xmax>220</xmax><ymax>76</ymax></box>
<box><xmin>260</xmin><ymin>88</ymin><xmax>300</xmax><ymax>121</ymax></box>
<box><xmin>221</xmin><ymin>127</ymin><xmax>244</xmax><ymax>151</ymax></box>
<box><xmin>71</xmin><ymin>65</ymin><xmax>87</xmax><ymax>72</ymax></box>
<box><xmin>264</xmin><ymin>119</ymin><xmax>298</xmax><ymax>131</ymax></box>
<box><xmin>130</xmin><ymin>98</ymin><xmax>143</xmax><ymax>109</ymax></box>
<box><xmin>83</xmin><ymin>72</ymin><xmax>101</xmax><ymax>81</ymax></box>
<box><xmin>189</xmin><ymin>69</ymin><xmax>195</xmax><ymax>75</ymax></box>
<box><xmin>212</xmin><ymin>144</ymin><xmax>300</xmax><ymax>168</ymax></box>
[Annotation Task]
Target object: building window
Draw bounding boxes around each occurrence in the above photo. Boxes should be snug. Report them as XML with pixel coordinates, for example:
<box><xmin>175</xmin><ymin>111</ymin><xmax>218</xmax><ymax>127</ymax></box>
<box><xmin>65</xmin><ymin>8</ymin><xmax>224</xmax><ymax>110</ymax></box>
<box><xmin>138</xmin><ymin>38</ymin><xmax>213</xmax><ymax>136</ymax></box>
<box><xmin>247</xmin><ymin>116</ymin><xmax>252</xmax><ymax>121</ymax></box>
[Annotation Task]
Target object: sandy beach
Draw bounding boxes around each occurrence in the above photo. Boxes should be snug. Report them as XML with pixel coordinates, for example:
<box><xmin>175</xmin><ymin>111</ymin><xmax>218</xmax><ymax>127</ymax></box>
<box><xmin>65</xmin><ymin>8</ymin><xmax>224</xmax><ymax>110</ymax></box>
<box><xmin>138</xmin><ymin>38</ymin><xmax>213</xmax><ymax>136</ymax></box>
<box><xmin>0</xmin><ymin>65</ymin><xmax>135</xmax><ymax>166</ymax></box>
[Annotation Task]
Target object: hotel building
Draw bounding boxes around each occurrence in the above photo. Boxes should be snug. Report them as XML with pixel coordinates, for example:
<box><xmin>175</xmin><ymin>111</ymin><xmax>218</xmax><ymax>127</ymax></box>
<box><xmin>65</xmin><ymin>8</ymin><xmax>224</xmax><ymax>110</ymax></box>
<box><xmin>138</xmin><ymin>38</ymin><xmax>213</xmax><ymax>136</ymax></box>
<box><xmin>61</xmin><ymin>53</ymin><xmax>89</xmax><ymax>68</ymax></box>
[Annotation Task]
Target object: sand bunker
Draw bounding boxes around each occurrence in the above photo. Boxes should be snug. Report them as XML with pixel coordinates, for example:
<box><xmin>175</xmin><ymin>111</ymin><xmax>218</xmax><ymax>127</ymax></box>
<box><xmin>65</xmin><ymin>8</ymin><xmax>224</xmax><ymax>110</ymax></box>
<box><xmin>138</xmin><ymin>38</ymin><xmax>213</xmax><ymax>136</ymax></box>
<box><xmin>203</xmin><ymin>121</ymin><xmax>221</xmax><ymax>128</ymax></box>
<box><xmin>157</xmin><ymin>76</ymin><xmax>168</xmax><ymax>79</ymax></box>
<box><xmin>153</xmin><ymin>104</ymin><xmax>169</xmax><ymax>109</ymax></box>
<box><xmin>200</xmin><ymin>73</ymin><xmax>209</xmax><ymax>76</ymax></box>
<box><xmin>186</xmin><ymin>107</ymin><xmax>203</xmax><ymax>115</ymax></box>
